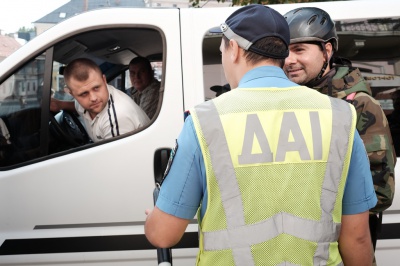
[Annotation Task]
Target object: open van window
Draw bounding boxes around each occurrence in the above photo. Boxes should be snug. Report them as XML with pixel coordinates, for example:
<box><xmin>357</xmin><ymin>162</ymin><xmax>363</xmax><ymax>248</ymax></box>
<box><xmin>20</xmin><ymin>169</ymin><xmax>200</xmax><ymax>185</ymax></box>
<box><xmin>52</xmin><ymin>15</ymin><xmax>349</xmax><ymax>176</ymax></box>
<box><xmin>202</xmin><ymin>31</ymin><xmax>227</xmax><ymax>100</ymax></box>
<box><xmin>0</xmin><ymin>27</ymin><xmax>165</xmax><ymax>168</ymax></box>
<box><xmin>0</xmin><ymin>56</ymin><xmax>43</xmax><ymax>167</ymax></box>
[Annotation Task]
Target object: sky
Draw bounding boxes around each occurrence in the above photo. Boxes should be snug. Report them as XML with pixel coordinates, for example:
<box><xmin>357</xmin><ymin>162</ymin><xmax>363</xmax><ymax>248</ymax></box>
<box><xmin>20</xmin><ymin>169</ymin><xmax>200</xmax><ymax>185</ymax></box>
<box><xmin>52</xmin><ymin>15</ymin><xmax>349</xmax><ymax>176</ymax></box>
<box><xmin>0</xmin><ymin>0</ymin><xmax>69</xmax><ymax>34</ymax></box>
<box><xmin>0</xmin><ymin>0</ymin><xmax>373</xmax><ymax>34</ymax></box>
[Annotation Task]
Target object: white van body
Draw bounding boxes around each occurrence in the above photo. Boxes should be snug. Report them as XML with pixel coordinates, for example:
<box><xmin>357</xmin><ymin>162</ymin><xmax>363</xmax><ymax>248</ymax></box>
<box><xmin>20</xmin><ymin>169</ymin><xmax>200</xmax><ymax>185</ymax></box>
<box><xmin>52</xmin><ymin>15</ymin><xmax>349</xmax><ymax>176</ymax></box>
<box><xmin>0</xmin><ymin>1</ymin><xmax>399</xmax><ymax>265</ymax></box>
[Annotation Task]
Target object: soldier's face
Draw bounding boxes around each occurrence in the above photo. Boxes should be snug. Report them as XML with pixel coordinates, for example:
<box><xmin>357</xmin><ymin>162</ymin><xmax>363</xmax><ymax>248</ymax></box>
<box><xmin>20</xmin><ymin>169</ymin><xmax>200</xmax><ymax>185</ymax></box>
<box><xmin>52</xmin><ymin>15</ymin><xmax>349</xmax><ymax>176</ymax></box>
<box><xmin>284</xmin><ymin>43</ymin><xmax>327</xmax><ymax>85</ymax></box>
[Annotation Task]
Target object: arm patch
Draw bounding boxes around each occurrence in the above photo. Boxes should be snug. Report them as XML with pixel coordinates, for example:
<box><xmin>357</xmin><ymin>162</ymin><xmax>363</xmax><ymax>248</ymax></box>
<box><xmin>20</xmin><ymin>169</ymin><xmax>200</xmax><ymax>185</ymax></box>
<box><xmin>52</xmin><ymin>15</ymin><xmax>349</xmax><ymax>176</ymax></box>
<box><xmin>161</xmin><ymin>139</ymin><xmax>178</xmax><ymax>186</ymax></box>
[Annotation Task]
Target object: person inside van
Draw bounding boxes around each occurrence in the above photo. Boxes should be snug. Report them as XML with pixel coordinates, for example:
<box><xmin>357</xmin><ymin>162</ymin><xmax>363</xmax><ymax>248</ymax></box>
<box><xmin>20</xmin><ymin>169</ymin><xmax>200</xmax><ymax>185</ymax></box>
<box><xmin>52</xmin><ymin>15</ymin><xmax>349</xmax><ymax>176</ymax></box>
<box><xmin>128</xmin><ymin>57</ymin><xmax>160</xmax><ymax>119</ymax></box>
<box><xmin>50</xmin><ymin>58</ymin><xmax>149</xmax><ymax>142</ymax></box>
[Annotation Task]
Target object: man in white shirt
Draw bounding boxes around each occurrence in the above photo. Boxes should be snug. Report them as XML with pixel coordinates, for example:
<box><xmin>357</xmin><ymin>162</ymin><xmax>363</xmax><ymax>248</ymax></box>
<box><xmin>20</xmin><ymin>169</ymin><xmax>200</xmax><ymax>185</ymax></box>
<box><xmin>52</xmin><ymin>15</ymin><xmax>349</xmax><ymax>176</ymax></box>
<box><xmin>51</xmin><ymin>58</ymin><xmax>149</xmax><ymax>142</ymax></box>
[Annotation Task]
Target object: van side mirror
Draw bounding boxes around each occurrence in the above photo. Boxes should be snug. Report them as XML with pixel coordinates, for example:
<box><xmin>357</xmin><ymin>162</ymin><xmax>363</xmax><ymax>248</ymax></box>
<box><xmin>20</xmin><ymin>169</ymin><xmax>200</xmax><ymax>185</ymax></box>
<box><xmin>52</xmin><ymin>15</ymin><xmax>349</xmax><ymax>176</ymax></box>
<box><xmin>153</xmin><ymin>148</ymin><xmax>172</xmax><ymax>185</ymax></box>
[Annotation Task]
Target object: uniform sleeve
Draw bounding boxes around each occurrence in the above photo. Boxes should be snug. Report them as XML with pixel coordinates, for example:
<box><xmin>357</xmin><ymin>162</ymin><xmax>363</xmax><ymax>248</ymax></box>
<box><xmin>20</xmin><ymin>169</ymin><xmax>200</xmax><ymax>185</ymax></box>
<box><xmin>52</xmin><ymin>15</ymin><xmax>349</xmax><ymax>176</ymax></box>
<box><xmin>354</xmin><ymin>93</ymin><xmax>396</xmax><ymax>213</ymax></box>
<box><xmin>156</xmin><ymin>116</ymin><xmax>205</xmax><ymax>219</ymax></box>
<box><xmin>342</xmin><ymin>130</ymin><xmax>378</xmax><ymax>215</ymax></box>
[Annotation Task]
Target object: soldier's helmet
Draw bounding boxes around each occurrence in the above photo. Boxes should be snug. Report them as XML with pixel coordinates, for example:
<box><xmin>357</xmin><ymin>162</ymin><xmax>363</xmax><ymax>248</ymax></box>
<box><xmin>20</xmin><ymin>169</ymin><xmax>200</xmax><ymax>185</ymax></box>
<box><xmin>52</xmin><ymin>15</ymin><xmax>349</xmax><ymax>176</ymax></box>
<box><xmin>284</xmin><ymin>7</ymin><xmax>338</xmax><ymax>52</ymax></box>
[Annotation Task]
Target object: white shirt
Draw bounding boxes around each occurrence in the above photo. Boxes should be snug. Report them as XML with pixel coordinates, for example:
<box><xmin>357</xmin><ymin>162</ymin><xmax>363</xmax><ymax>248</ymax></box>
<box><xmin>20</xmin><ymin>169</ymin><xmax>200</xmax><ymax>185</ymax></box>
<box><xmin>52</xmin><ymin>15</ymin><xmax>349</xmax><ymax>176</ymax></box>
<box><xmin>75</xmin><ymin>85</ymin><xmax>150</xmax><ymax>142</ymax></box>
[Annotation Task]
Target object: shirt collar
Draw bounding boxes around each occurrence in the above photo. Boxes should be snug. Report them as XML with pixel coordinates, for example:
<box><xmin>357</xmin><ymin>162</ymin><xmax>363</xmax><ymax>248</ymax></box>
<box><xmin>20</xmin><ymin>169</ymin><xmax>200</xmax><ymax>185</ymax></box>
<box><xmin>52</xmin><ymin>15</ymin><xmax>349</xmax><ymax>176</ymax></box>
<box><xmin>238</xmin><ymin>66</ymin><xmax>299</xmax><ymax>88</ymax></box>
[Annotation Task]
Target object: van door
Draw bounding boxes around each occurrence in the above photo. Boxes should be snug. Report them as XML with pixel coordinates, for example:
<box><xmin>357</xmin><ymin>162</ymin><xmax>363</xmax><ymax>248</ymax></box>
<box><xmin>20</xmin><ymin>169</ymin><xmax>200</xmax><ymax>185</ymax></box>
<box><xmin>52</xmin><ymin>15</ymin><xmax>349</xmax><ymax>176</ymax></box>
<box><xmin>0</xmin><ymin>8</ymin><xmax>195</xmax><ymax>265</ymax></box>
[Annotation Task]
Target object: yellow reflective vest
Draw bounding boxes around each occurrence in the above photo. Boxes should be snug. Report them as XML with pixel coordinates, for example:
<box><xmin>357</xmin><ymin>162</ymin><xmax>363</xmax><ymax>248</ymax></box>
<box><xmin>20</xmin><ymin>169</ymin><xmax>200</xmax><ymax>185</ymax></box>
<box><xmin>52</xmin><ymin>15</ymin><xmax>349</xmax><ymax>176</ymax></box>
<box><xmin>190</xmin><ymin>86</ymin><xmax>357</xmax><ymax>266</ymax></box>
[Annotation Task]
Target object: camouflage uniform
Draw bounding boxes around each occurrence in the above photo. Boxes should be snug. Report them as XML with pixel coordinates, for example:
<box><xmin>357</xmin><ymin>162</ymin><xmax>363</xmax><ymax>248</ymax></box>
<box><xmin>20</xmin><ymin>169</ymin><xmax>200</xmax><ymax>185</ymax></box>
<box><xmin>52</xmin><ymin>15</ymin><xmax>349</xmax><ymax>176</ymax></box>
<box><xmin>311</xmin><ymin>65</ymin><xmax>396</xmax><ymax>215</ymax></box>
<box><xmin>311</xmin><ymin>66</ymin><xmax>396</xmax><ymax>265</ymax></box>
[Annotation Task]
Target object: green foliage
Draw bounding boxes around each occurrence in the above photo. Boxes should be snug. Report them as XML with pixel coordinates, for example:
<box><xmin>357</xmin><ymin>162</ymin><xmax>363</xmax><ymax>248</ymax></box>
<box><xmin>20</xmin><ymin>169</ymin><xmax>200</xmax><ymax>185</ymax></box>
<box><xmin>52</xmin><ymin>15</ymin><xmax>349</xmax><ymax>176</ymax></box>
<box><xmin>18</xmin><ymin>26</ymin><xmax>35</xmax><ymax>33</ymax></box>
<box><xmin>191</xmin><ymin>0</ymin><xmax>346</xmax><ymax>8</ymax></box>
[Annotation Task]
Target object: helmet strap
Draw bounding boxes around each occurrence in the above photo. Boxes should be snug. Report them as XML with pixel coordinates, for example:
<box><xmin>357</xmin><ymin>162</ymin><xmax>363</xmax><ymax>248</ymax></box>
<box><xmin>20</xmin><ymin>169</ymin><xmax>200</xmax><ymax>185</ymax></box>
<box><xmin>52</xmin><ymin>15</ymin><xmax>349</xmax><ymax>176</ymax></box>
<box><xmin>305</xmin><ymin>42</ymin><xmax>330</xmax><ymax>87</ymax></box>
<box><xmin>317</xmin><ymin>42</ymin><xmax>329</xmax><ymax>79</ymax></box>
<box><xmin>317</xmin><ymin>61</ymin><xmax>328</xmax><ymax>80</ymax></box>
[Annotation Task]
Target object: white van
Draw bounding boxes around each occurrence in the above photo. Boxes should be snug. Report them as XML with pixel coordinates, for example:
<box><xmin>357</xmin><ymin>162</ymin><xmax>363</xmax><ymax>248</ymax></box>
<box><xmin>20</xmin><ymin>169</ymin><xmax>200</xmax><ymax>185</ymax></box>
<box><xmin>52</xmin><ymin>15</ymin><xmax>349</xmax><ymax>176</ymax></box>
<box><xmin>0</xmin><ymin>0</ymin><xmax>399</xmax><ymax>265</ymax></box>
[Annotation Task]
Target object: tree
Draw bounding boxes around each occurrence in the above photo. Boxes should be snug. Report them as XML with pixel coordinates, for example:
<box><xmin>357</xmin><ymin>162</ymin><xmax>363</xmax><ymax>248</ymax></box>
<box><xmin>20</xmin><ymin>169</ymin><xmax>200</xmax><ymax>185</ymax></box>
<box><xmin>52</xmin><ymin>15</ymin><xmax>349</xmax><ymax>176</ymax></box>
<box><xmin>191</xmin><ymin>0</ymin><xmax>346</xmax><ymax>8</ymax></box>
<box><xmin>18</xmin><ymin>26</ymin><xmax>35</xmax><ymax>33</ymax></box>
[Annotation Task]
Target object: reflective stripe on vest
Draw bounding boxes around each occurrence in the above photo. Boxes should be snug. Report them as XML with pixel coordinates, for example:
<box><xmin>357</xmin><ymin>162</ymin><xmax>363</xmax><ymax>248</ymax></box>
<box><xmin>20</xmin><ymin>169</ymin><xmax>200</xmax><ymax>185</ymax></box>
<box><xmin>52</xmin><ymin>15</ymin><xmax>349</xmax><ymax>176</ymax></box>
<box><xmin>194</xmin><ymin>93</ymin><xmax>353</xmax><ymax>266</ymax></box>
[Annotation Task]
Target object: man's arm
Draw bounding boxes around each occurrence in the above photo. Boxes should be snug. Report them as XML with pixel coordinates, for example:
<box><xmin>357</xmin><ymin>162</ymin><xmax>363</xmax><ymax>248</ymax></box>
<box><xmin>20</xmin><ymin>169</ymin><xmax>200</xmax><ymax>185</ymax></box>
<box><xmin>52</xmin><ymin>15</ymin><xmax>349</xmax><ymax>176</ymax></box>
<box><xmin>338</xmin><ymin>211</ymin><xmax>373</xmax><ymax>266</ymax></box>
<box><xmin>144</xmin><ymin>115</ymin><xmax>203</xmax><ymax>248</ymax></box>
<box><xmin>50</xmin><ymin>98</ymin><xmax>76</xmax><ymax>113</ymax></box>
<box><xmin>145</xmin><ymin>207</ymin><xmax>190</xmax><ymax>248</ymax></box>
<box><xmin>353</xmin><ymin>92</ymin><xmax>396</xmax><ymax>212</ymax></box>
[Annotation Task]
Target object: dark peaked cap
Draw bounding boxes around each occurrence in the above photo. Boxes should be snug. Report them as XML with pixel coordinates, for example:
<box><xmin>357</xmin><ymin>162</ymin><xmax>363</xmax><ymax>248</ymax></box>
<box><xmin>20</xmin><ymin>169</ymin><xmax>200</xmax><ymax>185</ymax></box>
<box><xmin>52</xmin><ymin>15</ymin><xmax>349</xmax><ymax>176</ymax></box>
<box><xmin>210</xmin><ymin>4</ymin><xmax>290</xmax><ymax>59</ymax></box>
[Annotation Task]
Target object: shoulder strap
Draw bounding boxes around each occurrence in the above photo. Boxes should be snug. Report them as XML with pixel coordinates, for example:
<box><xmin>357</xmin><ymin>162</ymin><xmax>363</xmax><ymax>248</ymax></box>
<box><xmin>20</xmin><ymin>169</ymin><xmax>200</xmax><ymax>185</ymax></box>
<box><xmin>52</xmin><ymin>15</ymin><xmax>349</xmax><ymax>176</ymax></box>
<box><xmin>346</xmin><ymin>92</ymin><xmax>357</xmax><ymax>103</ymax></box>
<box><xmin>333</xmin><ymin>66</ymin><xmax>372</xmax><ymax>97</ymax></box>
<box><xmin>333</xmin><ymin>66</ymin><xmax>350</xmax><ymax>80</ymax></box>
<box><xmin>184</xmin><ymin>110</ymin><xmax>191</xmax><ymax>121</ymax></box>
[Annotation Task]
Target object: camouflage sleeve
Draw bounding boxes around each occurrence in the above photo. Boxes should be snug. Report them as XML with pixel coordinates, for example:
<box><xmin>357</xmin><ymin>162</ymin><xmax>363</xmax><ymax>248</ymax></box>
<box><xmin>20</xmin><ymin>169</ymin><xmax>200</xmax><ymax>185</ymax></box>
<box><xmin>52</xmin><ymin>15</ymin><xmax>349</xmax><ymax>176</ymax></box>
<box><xmin>353</xmin><ymin>92</ymin><xmax>396</xmax><ymax>213</ymax></box>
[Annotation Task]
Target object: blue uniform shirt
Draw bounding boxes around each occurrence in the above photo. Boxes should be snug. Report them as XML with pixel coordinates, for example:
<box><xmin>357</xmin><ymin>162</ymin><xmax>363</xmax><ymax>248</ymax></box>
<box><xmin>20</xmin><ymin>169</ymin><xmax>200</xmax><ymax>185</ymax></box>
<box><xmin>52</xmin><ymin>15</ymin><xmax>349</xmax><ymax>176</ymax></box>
<box><xmin>156</xmin><ymin>66</ymin><xmax>377</xmax><ymax>220</ymax></box>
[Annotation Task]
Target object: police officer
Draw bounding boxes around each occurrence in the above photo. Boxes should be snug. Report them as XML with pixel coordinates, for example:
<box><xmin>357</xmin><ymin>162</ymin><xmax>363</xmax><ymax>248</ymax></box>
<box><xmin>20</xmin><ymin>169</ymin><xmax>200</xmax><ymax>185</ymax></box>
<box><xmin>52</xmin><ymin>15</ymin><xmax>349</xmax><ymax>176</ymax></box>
<box><xmin>145</xmin><ymin>4</ymin><xmax>376</xmax><ymax>265</ymax></box>
<box><xmin>283</xmin><ymin>7</ymin><xmax>396</xmax><ymax>261</ymax></box>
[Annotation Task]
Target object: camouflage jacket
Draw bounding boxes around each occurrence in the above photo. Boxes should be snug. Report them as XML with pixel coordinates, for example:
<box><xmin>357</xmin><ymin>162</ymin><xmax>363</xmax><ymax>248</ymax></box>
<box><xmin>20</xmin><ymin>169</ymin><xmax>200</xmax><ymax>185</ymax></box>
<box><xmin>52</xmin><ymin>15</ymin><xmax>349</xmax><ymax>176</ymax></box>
<box><xmin>313</xmin><ymin>66</ymin><xmax>396</xmax><ymax>213</ymax></box>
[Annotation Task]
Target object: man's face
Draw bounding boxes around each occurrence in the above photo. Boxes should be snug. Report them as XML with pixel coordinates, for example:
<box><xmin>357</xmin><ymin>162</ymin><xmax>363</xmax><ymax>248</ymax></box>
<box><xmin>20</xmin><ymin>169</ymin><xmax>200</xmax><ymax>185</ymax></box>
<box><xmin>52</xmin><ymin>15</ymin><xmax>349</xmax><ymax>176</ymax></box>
<box><xmin>284</xmin><ymin>43</ymin><xmax>326</xmax><ymax>85</ymax></box>
<box><xmin>129</xmin><ymin>62</ymin><xmax>153</xmax><ymax>92</ymax></box>
<box><xmin>67</xmin><ymin>69</ymin><xmax>109</xmax><ymax>119</ymax></box>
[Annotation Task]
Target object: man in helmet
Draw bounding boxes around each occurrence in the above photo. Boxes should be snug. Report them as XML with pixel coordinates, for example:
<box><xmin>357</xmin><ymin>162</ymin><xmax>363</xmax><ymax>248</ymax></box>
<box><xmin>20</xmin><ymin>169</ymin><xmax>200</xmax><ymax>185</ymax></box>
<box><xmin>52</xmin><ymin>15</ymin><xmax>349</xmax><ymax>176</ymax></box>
<box><xmin>283</xmin><ymin>7</ymin><xmax>396</xmax><ymax>263</ymax></box>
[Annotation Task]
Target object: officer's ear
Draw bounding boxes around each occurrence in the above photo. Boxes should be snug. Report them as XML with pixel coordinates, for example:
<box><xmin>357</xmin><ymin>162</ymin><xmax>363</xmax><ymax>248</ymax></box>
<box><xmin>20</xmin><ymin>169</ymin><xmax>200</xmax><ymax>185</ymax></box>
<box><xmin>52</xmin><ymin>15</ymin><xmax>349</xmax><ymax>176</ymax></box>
<box><xmin>229</xmin><ymin>39</ymin><xmax>240</xmax><ymax>63</ymax></box>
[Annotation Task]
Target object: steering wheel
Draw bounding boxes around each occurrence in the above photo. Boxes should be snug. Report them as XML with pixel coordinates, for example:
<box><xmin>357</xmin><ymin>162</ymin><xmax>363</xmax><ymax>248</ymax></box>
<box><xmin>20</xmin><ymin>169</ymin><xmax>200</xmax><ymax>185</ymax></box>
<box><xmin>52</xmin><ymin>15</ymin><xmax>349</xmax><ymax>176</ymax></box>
<box><xmin>49</xmin><ymin>110</ymin><xmax>90</xmax><ymax>147</ymax></box>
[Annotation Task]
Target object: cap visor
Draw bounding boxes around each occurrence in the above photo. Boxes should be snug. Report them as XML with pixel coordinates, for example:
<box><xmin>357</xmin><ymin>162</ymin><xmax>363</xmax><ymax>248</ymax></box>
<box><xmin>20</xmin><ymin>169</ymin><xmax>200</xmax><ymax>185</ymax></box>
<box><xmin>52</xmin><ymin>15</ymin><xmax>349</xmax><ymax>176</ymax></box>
<box><xmin>209</xmin><ymin>26</ymin><xmax>222</xmax><ymax>34</ymax></box>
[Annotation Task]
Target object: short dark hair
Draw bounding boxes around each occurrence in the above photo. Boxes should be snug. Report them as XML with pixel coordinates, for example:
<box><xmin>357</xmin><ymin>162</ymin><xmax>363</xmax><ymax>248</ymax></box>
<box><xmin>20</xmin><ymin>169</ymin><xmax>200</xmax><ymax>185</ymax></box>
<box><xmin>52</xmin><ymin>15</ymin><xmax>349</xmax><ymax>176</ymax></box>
<box><xmin>63</xmin><ymin>58</ymin><xmax>102</xmax><ymax>84</ymax></box>
<box><xmin>129</xmin><ymin>56</ymin><xmax>153</xmax><ymax>73</ymax></box>
<box><xmin>222</xmin><ymin>35</ymin><xmax>287</xmax><ymax>67</ymax></box>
